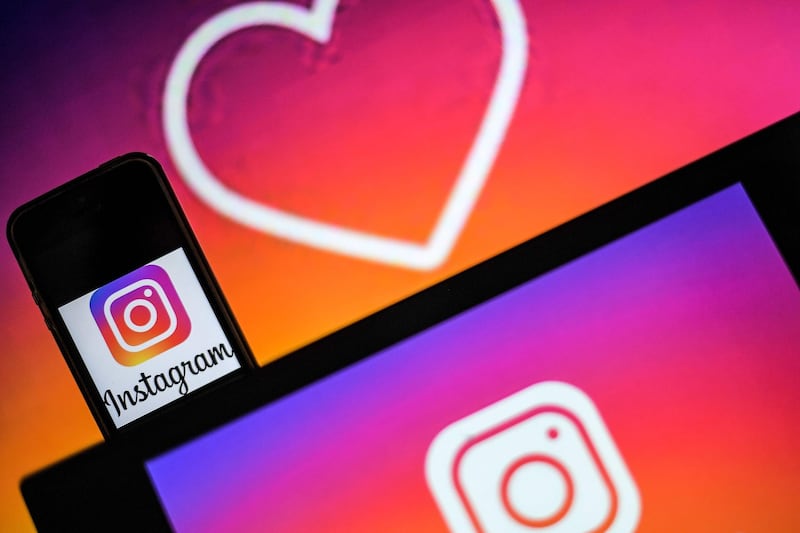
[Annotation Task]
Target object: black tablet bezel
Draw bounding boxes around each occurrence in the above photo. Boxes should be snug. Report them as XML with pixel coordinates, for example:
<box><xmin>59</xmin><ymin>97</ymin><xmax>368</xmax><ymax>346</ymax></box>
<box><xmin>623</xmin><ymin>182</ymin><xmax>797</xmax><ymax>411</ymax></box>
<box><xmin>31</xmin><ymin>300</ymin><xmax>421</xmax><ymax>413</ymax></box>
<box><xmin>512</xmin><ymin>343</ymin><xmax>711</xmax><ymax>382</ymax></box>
<box><xmin>20</xmin><ymin>112</ymin><xmax>800</xmax><ymax>532</ymax></box>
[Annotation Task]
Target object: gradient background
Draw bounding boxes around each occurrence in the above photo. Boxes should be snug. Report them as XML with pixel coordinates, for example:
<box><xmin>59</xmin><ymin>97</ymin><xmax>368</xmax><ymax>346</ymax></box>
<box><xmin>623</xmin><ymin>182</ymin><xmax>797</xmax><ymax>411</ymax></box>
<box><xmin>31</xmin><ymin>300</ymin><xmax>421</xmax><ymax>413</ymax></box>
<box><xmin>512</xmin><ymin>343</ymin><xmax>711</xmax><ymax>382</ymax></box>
<box><xmin>1</xmin><ymin>0</ymin><xmax>799</xmax><ymax>530</ymax></box>
<box><xmin>148</xmin><ymin>185</ymin><xmax>800</xmax><ymax>531</ymax></box>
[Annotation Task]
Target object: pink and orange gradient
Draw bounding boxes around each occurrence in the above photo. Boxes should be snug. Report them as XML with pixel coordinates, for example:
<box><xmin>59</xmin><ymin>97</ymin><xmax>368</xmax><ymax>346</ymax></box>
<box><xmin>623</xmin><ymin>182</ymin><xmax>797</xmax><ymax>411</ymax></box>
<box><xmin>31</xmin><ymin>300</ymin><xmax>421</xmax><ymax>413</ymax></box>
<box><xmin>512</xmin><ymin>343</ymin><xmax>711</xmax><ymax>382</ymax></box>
<box><xmin>1</xmin><ymin>0</ymin><xmax>800</xmax><ymax>530</ymax></box>
<box><xmin>89</xmin><ymin>264</ymin><xmax>191</xmax><ymax>366</ymax></box>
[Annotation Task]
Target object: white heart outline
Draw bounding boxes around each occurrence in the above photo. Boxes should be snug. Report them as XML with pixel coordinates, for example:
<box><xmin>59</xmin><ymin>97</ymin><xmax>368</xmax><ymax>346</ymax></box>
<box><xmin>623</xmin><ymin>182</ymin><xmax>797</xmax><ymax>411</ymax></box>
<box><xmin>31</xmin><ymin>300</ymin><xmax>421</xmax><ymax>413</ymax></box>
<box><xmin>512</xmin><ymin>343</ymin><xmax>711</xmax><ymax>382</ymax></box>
<box><xmin>163</xmin><ymin>0</ymin><xmax>528</xmax><ymax>270</ymax></box>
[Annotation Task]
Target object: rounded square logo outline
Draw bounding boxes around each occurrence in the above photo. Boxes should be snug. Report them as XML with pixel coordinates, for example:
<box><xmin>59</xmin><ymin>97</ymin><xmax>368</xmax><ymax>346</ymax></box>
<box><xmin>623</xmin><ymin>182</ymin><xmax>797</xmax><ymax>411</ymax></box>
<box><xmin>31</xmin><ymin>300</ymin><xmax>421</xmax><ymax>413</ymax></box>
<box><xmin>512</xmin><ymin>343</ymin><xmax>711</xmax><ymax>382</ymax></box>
<box><xmin>89</xmin><ymin>263</ymin><xmax>191</xmax><ymax>366</ymax></box>
<box><xmin>425</xmin><ymin>381</ymin><xmax>641</xmax><ymax>533</ymax></box>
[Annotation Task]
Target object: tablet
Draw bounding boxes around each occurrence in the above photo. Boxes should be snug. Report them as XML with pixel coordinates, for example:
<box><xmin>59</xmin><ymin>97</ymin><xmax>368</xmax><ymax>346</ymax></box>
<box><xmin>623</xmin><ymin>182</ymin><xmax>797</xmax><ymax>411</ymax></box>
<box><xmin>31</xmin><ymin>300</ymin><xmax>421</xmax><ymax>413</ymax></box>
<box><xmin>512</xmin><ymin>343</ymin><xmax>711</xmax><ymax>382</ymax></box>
<box><xmin>22</xmin><ymin>113</ymin><xmax>800</xmax><ymax>531</ymax></box>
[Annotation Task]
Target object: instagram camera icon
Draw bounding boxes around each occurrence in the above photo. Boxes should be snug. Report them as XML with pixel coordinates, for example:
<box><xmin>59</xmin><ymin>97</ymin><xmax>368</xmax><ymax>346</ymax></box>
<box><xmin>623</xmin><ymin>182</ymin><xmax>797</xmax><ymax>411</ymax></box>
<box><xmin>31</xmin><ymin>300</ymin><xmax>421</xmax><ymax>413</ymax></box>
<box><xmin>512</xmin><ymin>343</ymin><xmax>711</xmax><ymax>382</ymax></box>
<box><xmin>90</xmin><ymin>264</ymin><xmax>191</xmax><ymax>366</ymax></box>
<box><xmin>426</xmin><ymin>381</ymin><xmax>640</xmax><ymax>533</ymax></box>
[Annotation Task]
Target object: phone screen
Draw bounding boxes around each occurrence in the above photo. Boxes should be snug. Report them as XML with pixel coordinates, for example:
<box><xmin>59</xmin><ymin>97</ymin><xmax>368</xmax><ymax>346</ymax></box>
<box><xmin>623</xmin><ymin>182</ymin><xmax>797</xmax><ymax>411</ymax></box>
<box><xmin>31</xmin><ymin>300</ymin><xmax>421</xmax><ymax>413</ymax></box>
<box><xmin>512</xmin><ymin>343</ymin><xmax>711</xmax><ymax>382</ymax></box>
<box><xmin>58</xmin><ymin>248</ymin><xmax>241</xmax><ymax>428</ymax></box>
<box><xmin>8</xmin><ymin>157</ymin><xmax>251</xmax><ymax>433</ymax></box>
<box><xmin>146</xmin><ymin>183</ymin><xmax>800</xmax><ymax>531</ymax></box>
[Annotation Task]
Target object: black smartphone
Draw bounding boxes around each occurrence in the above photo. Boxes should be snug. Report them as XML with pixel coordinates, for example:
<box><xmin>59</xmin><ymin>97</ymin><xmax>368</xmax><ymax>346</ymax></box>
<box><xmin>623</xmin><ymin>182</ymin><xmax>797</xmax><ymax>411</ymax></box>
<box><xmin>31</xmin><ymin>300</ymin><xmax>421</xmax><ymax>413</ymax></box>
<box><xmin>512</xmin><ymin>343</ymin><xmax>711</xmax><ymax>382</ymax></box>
<box><xmin>7</xmin><ymin>153</ymin><xmax>255</xmax><ymax>438</ymax></box>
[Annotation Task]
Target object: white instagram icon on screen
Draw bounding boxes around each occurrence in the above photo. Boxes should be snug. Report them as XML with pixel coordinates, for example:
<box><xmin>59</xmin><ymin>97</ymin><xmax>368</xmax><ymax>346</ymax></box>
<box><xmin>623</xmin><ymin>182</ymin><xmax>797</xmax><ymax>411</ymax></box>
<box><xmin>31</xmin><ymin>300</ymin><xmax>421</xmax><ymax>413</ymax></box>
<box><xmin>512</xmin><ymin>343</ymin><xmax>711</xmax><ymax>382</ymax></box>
<box><xmin>425</xmin><ymin>381</ymin><xmax>640</xmax><ymax>532</ymax></box>
<box><xmin>104</xmin><ymin>279</ymin><xmax>177</xmax><ymax>352</ymax></box>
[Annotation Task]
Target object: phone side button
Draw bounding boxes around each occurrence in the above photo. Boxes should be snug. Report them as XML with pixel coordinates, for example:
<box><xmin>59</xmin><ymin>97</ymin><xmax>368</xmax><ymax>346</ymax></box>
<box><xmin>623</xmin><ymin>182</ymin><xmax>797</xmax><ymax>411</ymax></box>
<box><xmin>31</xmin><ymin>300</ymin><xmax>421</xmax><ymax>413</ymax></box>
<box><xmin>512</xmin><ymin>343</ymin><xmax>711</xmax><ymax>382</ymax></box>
<box><xmin>32</xmin><ymin>291</ymin><xmax>40</xmax><ymax>305</ymax></box>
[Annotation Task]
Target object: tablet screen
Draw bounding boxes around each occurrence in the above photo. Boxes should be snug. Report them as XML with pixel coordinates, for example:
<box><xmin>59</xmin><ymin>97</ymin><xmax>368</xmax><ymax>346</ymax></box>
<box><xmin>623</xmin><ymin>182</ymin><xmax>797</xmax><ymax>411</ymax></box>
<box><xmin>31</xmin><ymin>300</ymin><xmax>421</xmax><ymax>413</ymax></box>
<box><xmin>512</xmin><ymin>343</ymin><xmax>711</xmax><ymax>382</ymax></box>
<box><xmin>147</xmin><ymin>182</ymin><xmax>800</xmax><ymax>531</ymax></box>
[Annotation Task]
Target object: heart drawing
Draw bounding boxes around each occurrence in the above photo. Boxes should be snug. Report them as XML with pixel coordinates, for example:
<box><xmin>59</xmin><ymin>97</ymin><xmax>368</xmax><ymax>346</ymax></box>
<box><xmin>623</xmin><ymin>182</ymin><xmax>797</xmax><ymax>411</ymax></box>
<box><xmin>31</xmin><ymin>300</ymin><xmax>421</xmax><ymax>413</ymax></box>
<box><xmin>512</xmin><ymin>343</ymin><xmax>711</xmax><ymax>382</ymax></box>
<box><xmin>163</xmin><ymin>0</ymin><xmax>528</xmax><ymax>270</ymax></box>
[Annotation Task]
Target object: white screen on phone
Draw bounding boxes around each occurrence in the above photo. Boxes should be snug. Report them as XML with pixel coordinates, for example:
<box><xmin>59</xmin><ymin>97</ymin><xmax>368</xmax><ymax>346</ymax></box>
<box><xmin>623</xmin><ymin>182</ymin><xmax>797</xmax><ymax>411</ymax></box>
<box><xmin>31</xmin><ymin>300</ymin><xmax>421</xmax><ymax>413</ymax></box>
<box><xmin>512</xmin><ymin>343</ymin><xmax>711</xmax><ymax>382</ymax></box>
<box><xmin>58</xmin><ymin>248</ymin><xmax>241</xmax><ymax>428</ymax></box>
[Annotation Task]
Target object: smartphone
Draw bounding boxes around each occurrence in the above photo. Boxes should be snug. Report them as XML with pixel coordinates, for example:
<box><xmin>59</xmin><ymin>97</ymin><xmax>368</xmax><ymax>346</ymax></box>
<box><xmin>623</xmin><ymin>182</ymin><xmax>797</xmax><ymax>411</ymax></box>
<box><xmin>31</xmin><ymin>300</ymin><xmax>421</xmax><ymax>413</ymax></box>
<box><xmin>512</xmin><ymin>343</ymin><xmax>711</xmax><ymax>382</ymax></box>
<box><xmin>7</xmin><ymin>153</ymin><xmax>255</xmax><ymax>437</ymax></box>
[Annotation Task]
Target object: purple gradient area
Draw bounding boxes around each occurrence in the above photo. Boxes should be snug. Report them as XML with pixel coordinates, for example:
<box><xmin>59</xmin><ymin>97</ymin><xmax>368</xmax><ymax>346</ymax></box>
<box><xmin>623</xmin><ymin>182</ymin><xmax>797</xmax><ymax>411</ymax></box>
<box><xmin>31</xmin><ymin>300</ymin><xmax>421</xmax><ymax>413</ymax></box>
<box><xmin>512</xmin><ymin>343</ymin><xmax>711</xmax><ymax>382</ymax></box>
<box><xmin>146</xmin><ymin>184</ymin><xmax>800</xmax><ymax>531</ymax></box>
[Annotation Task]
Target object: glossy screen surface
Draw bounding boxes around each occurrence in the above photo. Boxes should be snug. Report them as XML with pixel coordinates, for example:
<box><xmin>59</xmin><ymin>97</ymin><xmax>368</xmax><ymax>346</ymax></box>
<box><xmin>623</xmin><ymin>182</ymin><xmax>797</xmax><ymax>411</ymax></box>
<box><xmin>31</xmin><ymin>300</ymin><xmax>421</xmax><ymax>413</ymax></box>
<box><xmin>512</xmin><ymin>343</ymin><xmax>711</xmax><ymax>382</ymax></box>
<box><xmin>147</xmin><ymin>185</ymin><xmax>800</xmax><ymax>531</ymax></box>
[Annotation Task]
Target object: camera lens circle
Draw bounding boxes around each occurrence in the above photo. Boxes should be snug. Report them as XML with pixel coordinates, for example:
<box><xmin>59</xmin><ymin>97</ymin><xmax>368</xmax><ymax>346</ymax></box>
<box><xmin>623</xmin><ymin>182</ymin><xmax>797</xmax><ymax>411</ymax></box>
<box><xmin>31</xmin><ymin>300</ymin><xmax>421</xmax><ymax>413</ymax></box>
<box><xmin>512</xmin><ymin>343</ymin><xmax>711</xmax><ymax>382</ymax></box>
<box><xmin>500</xmin><ymin>454</ymin><xmax>574</xmax><ymax>527</ymax></box>
<box><xmin>123</xmin><ymin>298</ymin><xmax>158</xmax><ymax>333</ymax></box>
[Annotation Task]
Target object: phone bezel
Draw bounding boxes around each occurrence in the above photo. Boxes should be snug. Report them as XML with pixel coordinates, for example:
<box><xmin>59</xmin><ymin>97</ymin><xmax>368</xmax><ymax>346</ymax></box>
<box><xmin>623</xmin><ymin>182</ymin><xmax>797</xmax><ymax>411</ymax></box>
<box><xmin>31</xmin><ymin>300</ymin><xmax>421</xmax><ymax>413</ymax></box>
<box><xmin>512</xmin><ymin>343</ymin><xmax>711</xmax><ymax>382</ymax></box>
<box><xmin>19</xmin><ymin>112</ymin><xmax>800</xmax><ymax>531</ymax></box>
<box><xmin>7</xmin><ymin>153</ymin><xmax>255</xmax><ymax>438</ymax></box>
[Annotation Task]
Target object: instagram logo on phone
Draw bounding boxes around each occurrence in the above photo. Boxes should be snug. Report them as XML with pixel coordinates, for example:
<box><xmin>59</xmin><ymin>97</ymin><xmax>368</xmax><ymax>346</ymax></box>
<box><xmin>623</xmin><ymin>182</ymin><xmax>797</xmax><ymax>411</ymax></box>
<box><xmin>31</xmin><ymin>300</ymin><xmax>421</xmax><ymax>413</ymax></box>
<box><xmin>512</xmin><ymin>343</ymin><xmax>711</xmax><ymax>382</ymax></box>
<box><xmin>426</xmin><ymin>382</ymin><xmax>640</xmax><ymax>532</ymax></box>
<box><xmin>90</xmin><ymin>264</ymin><xmax>191</xmax><ymax>366</ymax></box>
